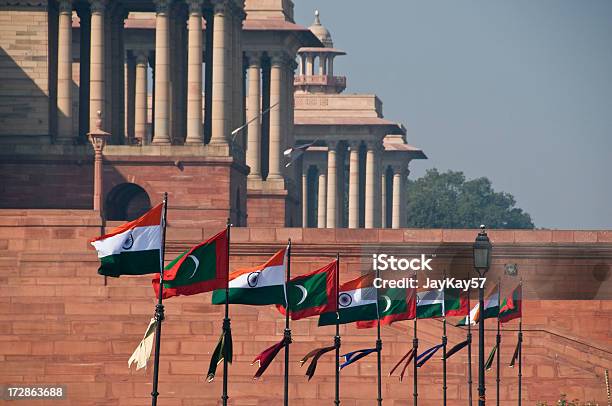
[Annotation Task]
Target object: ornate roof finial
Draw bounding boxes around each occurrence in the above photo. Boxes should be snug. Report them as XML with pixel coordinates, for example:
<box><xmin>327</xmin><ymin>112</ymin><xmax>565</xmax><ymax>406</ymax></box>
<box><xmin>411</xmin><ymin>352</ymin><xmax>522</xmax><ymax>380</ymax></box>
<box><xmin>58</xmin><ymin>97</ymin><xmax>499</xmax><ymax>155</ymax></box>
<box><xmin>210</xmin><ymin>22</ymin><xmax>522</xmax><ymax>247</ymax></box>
<box><xmin>314</xmin><ymin>9</ymin><xmax>320</xmax><ymax>25</ymax></box>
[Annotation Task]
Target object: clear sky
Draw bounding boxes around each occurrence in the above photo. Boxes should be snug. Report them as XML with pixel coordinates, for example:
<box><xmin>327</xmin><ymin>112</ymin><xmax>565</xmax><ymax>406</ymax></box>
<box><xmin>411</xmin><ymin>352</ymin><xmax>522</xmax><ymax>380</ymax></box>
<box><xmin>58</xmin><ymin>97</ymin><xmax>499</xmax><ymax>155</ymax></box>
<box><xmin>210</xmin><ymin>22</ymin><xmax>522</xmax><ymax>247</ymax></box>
<box><xmin>293</xmin><ymin>1</ymin><xmax>612</xmax><ymax>230</ymax></box>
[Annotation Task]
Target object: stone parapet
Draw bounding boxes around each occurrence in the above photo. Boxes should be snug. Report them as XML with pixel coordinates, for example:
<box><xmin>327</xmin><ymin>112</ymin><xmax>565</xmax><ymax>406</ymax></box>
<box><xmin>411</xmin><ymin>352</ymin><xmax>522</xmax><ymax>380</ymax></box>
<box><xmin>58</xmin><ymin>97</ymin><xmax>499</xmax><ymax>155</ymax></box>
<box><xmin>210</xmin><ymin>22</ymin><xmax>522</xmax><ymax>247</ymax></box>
<box><xmin>0</xmin><ymin>217</ymin><xmax>610</xmax><ymax>404</ymax></box>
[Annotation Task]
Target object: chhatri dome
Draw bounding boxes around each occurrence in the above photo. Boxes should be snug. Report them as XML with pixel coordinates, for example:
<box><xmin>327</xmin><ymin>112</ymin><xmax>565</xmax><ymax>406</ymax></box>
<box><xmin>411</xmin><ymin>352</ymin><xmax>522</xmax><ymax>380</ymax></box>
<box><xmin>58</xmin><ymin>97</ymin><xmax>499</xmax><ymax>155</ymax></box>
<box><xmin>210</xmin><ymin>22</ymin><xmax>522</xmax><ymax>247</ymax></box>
<box><xmin>296</xmin><ymin>9</ymin><xmax>347</xmax><ymax>94</ymax></box>
<box><xmin>309</xmin><ymin>10</ymin><xmax>334</xmax><ymax>48</ymax></box>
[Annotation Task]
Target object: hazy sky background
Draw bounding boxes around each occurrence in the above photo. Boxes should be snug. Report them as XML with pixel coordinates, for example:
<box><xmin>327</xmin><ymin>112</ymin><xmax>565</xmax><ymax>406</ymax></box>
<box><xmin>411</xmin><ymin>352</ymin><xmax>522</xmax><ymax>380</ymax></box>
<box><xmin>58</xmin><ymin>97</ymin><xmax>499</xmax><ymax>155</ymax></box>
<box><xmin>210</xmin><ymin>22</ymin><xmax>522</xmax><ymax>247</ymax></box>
<box><xmin>292</xmin><ymin>1</ymin><xmax>612</xmax><ymax>229</ymax></box>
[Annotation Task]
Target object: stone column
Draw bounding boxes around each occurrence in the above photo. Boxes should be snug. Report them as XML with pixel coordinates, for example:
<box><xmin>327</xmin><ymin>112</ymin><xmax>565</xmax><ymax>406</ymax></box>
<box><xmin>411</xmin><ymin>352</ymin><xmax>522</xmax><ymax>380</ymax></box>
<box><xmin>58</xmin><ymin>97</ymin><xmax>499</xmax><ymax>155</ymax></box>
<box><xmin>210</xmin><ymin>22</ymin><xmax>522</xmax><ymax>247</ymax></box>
<box><xmin>302</xmin><ymin>167</ymin><xmax>308</xmax><ymax>227</ymax></box>
<box><xmin>306</xmin><ymin>53</ymin><xmax>314</xmax><ymax>76</ymax></box>
<box><xmin>317</xmin><ymin>170</ymin><xmax>327</xmax><ymax>228</ymax></box>
<box><xmin>392</xmin><ymin>164</ymin><xmax>402</xmax><ymax>229</ymax></box>
<box><xmin>203</xmin><ymin>8</ymin><xmax>213</xmax><ymax>143</ymax></box>
<box><xmin>326</xmin><ymin>141</ymin><xmax>337</xmax><ymax>228</ymax></box>
<box><xmin>232</xmin><ymin>10</ymin><xmax>245</xmax><ymax>141</ymax></box>
<box><xmin>210</xmin><ymin>0</ymin><xmax>229</xmax><ymax>144</ymax></box>
<box><xmin>348</xmin><ymin>141</ymin><xmax>360</xmax><ymax>228</ymax></box>
<box><xmin>381</xmin><ymin>169</ymin><xmax>387</xmax><ymax>228</ymax></box>
<box><xmin>57</xmin><ymin>0</ymin><xmax>73</xmax><ymax>143</ymax></box>
<box><xmin>134</xmin><ymin>52</ymin><xmax>148</xmax><ymax>144</ymax></box>
<box><xmin>319</xmin><ymin>54</ymin><xmax>326</xmax><ymax>75</ymax></box>
<box><xmin>124</xmin><ymin>52</ymin><xmax>136</xmax><ymax>143</ymax></box>
<box><xmin>89</xmin><ymin>0</ymin><xmax>106</xmax><ymax>132</ymax></box>
<box><xmin>328</xmin><ymin>56</ymin><xmax>334</xmax><ymax>77</ymax></box>
<box><xmin>400</xmin><ymin>166</ymin><xmax>410</xmax><ymax>227</ymax></box>
<box><xmin>111</xmin><ymin>8</ymin><xmax>127</xmax><ymax>144</ymax></box>
<box><xmin>152</xmin><ymin>0</ymin><xmax>171</xmax><ymax>144</ymax></box>
<box><xmin>246</xmin><ymin>51</ymin><xmax>261</xmax><ymax>178</ymax></box>
<box><xmin>77</xmin><ymin>6</ymin><xmax>91</xmax><ymax>139</ymax></box>
<box><xmin>364</xmin><ymin>141</ymin><xmax>377</xmax><ymax>228</ymax></box>
<box><xmin>268</xmin><ymin>53</ymin><xmax>283</xmax><ymax>179</ymax></box>
<box><xmin>185</xmin><ymin>0</ymin><xmax>204</xmax><ymax>144</ymax></box>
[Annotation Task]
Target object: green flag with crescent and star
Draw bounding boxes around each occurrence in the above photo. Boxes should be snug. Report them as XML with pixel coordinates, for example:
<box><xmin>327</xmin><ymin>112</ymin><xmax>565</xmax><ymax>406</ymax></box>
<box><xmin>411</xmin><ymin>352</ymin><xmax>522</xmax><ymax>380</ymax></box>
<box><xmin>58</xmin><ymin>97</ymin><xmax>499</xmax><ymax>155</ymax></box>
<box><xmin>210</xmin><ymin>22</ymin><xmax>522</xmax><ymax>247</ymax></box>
<box><xmin>277</xmin><ymin>259</ymin><xmax>338</xmax><ymax>321</ymax></box>
<box><xmin>152</xmin><ymin>230</ymin><xmax>228</xmax><ymax>299</ymax></box>
<box><xmin>356</xmin><ymin>286</ymin><xmax>416</xmax><ymax>328</ymax></box>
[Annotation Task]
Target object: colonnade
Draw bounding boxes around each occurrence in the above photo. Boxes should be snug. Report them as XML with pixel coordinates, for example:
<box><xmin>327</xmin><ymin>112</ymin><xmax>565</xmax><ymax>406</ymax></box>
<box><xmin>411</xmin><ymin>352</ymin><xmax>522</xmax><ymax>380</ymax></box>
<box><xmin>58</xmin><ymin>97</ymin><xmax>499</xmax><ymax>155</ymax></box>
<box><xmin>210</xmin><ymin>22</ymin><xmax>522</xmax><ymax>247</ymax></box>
<box><xmin>55</xmin><ymin>0</ymin><xmax>246</xmax><ymax>148</ymax></box>
<box><xmin>297</xmin><ymin>52</ymin><xmax>335</xmax><ymax>77</ymax></box>
<box><xmin>303</xmin><ymin>141</ymin><xmax>407</xmax><ymax>229</ymax></box>
<box><xmin>244</xmin><ymin>51</ymin><xmax>297</xmax><ymax>181</ymax></box>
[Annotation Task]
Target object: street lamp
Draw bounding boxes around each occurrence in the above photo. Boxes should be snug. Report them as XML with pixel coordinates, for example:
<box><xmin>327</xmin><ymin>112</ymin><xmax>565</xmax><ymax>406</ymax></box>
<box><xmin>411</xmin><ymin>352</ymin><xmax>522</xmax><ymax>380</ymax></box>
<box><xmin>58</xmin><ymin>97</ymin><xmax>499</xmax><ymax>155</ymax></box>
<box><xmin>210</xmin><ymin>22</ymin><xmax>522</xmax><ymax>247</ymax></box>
<box><xmin>473</xmin><ymin>224</ymin><xmax>492</xmax><ymax>405</ymax></box>
<box><xmin>88</xmin><ymin>111</ymin><xmax>110</xmax><ymax>214</ymax></box>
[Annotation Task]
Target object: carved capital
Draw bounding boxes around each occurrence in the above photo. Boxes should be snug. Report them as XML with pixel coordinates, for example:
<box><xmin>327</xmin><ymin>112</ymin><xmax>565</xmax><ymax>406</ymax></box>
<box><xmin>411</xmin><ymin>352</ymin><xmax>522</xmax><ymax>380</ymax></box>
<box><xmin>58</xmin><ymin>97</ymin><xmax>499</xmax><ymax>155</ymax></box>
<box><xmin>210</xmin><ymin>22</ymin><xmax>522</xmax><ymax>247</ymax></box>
<box><xmin>244</xmin><ymin>51</ymin><xmax>261</xmax><ymax>68</ymax></box>
<box><xmin>270</xmin><ymin>51</ymin><xmax>287</xmax><ymax>67</ymax></box>
<box><xmin>390</xmin><ymin>162</ymin><xmax>405</xmax><ymax>174</ymax></box>
<box><xmin>211</xmin><ymin>0</ymin><xmax>227</xmax><ymax>15</ymax></box>
<box><xmin>89</xmin><ymin>0</ymin><xmax>106</xmax><ymax>14</ymax></box>
<box><xmin>347</xmin><ymin>140</ymin><xmax>361</xmax><ymax>150</ymax></box>
<box><xmin>153</xmin><ymin>0</ymin><xmax>172</xmax><ymax>14</ymax></box>
<box><xmin>326</xmin><ymin>140</ymin><xmax>339</xmax><ymax>151</ymax></box>
<box><xmin>365</xmin><ymin>139</ymin><xmax>383</xmax><ymax>153</ymax></box>
<box><xmin>135</xmin><ymin>51</ymin><xmax>149</xmax><ymax>66</ymax></box>
<box><xmin>187</xmin><ymin>0</ymin><xmax>204</xmax><ymax>14</ymax></box>
<box><xmin>58</xmin><ymin>0</ymin><xmax>72</xmax><ymax>14</ymax></box>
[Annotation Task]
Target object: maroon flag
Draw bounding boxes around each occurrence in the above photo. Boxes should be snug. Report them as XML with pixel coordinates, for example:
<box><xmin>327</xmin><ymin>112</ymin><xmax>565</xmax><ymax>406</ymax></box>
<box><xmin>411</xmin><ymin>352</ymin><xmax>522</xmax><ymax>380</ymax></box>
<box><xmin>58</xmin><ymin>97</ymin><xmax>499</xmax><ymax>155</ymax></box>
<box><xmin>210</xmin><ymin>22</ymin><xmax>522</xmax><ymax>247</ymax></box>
<box><xmin>251</xmin><ymin>337</ymin><xmax>289</xmax><ymax>380</ymax></box>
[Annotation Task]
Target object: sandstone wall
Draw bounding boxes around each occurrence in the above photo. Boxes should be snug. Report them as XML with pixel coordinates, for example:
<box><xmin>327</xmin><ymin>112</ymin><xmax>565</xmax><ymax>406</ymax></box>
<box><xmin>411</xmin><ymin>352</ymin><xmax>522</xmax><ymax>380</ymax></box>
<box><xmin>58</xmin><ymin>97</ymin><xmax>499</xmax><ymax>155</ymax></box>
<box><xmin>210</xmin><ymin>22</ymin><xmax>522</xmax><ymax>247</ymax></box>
<box><xmin>0</xmin><ymin>213</ymin><xmax>610</xmax><ymax>405</ymax></box>
<box><xmin>0</xmin><ymin>8</ymin><xmax>53</xmax><ymax>143</ymax></box>
<box><xmin>0</xmin><ymin>151</ymin><xmax>247</xmax><ymax>229</ymax></box>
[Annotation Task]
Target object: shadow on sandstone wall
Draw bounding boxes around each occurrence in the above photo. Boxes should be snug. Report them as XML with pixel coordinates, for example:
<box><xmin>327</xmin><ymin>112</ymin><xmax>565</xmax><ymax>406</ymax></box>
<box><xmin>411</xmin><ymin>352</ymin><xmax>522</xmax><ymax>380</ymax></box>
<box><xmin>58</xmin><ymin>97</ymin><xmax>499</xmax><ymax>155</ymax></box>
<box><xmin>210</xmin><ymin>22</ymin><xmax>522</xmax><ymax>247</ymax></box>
<box><xmin>0</xmin><ymin>45</ymin><xmax>96</xmax><ymax>209</ymax></box>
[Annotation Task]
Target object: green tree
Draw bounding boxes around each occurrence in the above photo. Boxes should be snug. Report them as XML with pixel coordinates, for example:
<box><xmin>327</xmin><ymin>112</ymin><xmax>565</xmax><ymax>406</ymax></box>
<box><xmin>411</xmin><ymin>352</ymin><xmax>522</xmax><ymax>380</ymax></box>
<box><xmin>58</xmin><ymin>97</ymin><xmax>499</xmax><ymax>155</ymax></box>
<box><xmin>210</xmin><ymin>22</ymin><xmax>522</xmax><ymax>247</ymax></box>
<box><xmin>405</xmin><ymin>169</ymin><xmax>534</xmax><ymax>229</ymax></box>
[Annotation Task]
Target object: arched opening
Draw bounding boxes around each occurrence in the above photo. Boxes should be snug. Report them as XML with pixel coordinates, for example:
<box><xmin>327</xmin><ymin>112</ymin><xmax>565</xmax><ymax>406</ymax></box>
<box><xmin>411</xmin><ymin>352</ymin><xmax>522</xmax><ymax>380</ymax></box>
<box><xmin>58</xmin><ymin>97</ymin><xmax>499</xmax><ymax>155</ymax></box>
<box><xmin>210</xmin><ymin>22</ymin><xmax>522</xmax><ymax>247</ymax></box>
<box><xmin>105</xmin><ymin>183</ymin><xmax>151</xmax><ymax>221</ymax></box>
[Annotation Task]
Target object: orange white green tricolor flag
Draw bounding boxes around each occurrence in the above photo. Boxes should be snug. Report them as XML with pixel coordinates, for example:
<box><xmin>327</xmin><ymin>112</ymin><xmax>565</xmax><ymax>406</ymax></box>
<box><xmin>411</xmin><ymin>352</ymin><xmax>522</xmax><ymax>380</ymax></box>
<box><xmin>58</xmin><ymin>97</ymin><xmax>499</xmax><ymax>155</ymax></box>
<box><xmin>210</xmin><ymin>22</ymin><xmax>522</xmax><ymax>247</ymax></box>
<box><xmin>318</xmin><ymin>273</ymin><xmax>379</xmax><ymax>326</ymax></box>
<box><xmin>90</xmin><ymin>204</ymin><xmax>163</xmax><ymax>277</ymax></box>
<box><xmin>211</xmin><ymin>246</ymin><xmax>287</xmax><ymax>306</ymax></box>
<box><xmin>456</xmin><ymin>286</ymin><xmax>500</xmax><ymax>326</ymax></box>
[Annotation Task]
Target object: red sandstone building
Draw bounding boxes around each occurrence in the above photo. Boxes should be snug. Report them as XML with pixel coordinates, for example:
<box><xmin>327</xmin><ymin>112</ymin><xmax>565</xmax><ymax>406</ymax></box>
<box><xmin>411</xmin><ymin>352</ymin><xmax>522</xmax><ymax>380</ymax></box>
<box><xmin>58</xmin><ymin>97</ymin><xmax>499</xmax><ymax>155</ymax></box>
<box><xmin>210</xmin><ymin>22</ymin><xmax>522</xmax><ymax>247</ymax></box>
<box><xmin>0</xmin><ymin>1</ymin><xmax>610</xmax><ymax>404</ymax></box>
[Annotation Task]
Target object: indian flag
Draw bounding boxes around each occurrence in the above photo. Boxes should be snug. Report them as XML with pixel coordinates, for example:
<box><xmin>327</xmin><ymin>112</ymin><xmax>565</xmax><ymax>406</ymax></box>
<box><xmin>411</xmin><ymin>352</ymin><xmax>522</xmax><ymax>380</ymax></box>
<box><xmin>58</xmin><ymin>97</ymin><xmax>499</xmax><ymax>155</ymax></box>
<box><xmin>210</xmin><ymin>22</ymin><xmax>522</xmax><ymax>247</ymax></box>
<box><xmin>416</xmin><ymin>289</ymin><xmax>444</xmax><ymax>319</ymax></box>
<box><xmin>90</xmin><ymin>204</ymin><xmax>162</xmax><ymax>277</ymax></box>
<box><xmin>415</xmin><ymin>288</ymin><xmax>468</xmax><ymax>318</ymax></box>
<box><xmin>318</xmin><ymin>273</ymin><xmax>378</xmax><ymax>326</ymax></box>
<box><xmin>212</xmin><ymin>246</ymin><xmax>287</xmax><ymax>306</ymax></box>
<box><xmin>457</xmin><ymin>286</ymin><xmax>500</xmax><ymax>326</ymax></box>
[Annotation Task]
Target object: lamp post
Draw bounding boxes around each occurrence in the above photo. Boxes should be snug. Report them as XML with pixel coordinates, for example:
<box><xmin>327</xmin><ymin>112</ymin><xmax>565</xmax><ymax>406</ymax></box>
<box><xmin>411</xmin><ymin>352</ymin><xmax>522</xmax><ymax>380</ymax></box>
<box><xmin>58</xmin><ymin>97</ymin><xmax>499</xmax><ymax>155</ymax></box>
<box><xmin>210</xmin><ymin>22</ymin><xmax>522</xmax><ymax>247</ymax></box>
<box><xmin>88</xmin><ymin>110</ymin><xmax>110</xmax><ymax>215</ymax></box>
<box><xmin>473</xmin><ymin>225</ymin><xmax>492</xmax><ymax>405</ymax></box>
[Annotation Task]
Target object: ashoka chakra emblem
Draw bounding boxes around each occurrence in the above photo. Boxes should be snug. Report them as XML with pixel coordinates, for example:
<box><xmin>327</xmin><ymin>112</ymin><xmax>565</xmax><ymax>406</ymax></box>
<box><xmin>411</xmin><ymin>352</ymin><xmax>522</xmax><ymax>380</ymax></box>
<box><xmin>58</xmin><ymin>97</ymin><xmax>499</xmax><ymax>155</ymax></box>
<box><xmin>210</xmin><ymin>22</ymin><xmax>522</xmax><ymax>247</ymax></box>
<box><xmin>247</xmin><ymin>272</ymin><xmax>261</xmax><ymax>288</ymax></box>
<box><xmin>338</xmin><ymin>293</ymin><xmax>352</xmax><ymax>308</ymax></box>
<box><xmin>122</xmin><ymin>233</ymin><xmax>134</xmax><ymax>250</ymax></box>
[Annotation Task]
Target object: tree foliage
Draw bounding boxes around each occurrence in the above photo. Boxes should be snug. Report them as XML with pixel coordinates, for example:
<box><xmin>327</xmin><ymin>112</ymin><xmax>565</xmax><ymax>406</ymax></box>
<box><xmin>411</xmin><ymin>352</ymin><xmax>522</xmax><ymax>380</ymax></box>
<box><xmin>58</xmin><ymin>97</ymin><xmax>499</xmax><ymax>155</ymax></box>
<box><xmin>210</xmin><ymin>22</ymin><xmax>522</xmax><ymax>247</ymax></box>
<box><xmin>405</xmin><ymin>169</ymin><xmax>534</xmax><ymax>229</ymax></box>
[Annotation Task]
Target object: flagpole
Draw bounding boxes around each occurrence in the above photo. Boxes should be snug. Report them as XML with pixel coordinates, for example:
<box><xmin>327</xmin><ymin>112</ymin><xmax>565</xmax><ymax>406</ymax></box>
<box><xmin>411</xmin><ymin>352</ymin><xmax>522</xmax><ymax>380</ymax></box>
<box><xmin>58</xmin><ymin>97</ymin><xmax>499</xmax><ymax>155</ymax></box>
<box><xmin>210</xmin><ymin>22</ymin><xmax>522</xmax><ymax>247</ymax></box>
<box><xmin>151</xmin><ymin>192</ymin><xmax>168</xmax><ymax>406</ymax></box>
<box><xmin>442</xmin><ymin>317</ymin><xmax>447</xmax><ymax>406</ymax></box>
<box><xmin>496</xmin><ymin>279</ymin><xmax>501</xmax><ymax>406</ymax></box>
<box><xmin>442</xmin><ymin>272</ymin><xmax>448</xmax><ymax>406</ymax></box>
<box><xmin>283</xmin><ymin>239</ymin><xmax>292</xmax><ymax>406</ymax></box>
<box><xmin>467</xmin><ymin>282</ymin><xmax>473</xmax><ymax>406</ymax></box>
<box><xmin>518</xmin><ymin>280</ymin><xmax>523</xmax><ymax>406</ymax></box>
<box><xmin>413</xmin><ymin>279</ymin><xmax>418</xmax><ymax>406</ymax></box>
<box><xmin>376</xmin><ymin>267</ymin><xmax>383</xmax><ymax>406</ymax></box>
<box><xmin>222</xmin><ymin>218</ymin><xmax>232</xmax><ymax>406</ymax></box>
<box><xmin>334</xmin><ymin>253</ymin><xmax>341</xmax><ymax>406</ymax></box>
